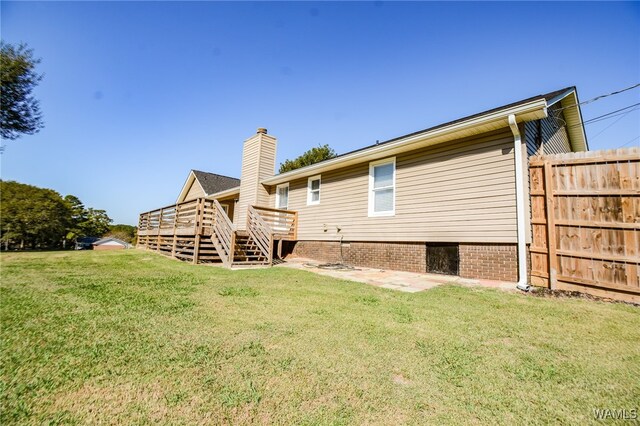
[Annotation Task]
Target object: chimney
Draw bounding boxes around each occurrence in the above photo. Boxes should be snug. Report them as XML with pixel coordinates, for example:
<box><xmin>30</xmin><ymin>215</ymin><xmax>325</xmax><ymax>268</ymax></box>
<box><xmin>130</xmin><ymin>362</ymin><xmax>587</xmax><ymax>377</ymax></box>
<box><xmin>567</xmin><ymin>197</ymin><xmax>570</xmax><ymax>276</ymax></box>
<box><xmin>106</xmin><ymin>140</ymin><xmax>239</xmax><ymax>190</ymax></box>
<box><xmin>233</xmin><ymin>128</ymin><xmax>277</xmax><ymax>229</ymax></box>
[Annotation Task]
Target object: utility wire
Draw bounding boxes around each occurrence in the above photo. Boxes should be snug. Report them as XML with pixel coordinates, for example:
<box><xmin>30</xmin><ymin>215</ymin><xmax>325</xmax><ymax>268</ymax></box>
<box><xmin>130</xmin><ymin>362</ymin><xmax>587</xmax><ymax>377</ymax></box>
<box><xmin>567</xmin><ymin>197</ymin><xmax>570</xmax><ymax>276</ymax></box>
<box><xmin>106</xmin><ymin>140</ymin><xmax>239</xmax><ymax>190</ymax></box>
<box><xmin>565</xmin><ymin>106</ymin><xmax>640</xmax><ymax>129</ymax></box>
<box><xmin>555</xmin><ymin>83</ymin><xmax>640</xmax><ymax>112</ymax></box>
<box><xmin>584</xmin><ymin>107</ymin><xmax>640</xmax><ymax>125</ymax></box>
<box><xmin>617</xmin><ymin>135</ymin><xmax>639</xmax><ymax>149</ymax></box>
<box><xmin>559</xmin><ymin>103</ymin><xmax>640</xmax><ymax>130</ymax></box>
<box><xmin>589</xmin><ymin>107</ymin><xmax>638</xmax><ymax>142</ymax></box>
<box><xmin>583</xmin><ymin>102</ymin><xmax>640</xmax><ymax>124</ymax></box>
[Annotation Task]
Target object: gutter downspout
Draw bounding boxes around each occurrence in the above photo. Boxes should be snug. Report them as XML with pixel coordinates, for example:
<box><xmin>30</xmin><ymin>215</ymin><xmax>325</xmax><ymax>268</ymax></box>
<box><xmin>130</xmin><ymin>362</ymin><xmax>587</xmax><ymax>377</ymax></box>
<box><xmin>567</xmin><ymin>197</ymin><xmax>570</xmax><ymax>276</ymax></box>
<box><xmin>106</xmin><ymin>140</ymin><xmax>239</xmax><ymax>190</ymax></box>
<box><xmin>508</xmin><ymin>114</ymin><xmax>531</xmax><ymax>292</ymax></box>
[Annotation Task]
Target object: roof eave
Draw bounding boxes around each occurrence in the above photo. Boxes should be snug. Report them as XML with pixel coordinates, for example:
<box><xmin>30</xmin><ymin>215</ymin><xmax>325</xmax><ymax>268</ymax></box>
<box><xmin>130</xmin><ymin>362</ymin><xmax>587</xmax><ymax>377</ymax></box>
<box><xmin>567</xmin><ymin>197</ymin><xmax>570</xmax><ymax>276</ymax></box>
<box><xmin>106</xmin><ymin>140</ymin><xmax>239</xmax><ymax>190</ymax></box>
<box><xmin>206</xmin><ymin>185</ymin><xmax>241</xmax><ymax>200</ymax></box>
<box><xmin>261</xmin><ymin>99</ymin><xmax>548</xmax><ymax>185</ymax></box>
<box><xmin>176</xmin><ymin>170</ymin><xmax>199</xmax><ymax>204</ymax></box>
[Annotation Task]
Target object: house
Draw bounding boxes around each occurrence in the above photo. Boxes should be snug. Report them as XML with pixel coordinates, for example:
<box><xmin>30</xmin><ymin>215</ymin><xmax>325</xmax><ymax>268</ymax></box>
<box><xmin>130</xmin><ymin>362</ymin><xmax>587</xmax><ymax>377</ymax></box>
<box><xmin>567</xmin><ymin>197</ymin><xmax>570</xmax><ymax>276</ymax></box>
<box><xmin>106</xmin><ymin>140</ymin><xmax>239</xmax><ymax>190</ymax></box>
<box><xmin>75</xmin><ymin>236</ymin><xmax>100</xmax><ymax>250</ymax></box>
<box><xmin>93</xmin><ymin>237</ymin><xmax>131</xmax><ymax>251</ymax></box>
<box><xmin>138</xmin><ymin>86</ymin><xmax>587</xmax><ymax>287</ymax></box>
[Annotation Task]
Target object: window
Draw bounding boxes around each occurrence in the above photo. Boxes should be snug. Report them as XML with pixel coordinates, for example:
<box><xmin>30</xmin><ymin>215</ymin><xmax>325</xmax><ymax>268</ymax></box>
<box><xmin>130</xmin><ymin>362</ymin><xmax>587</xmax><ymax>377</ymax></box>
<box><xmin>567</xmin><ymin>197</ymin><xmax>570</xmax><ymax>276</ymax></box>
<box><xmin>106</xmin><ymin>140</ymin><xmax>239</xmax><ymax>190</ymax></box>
<box><xmin>307</xmin><ymin>175</ymin><xmax>321</xmax><ymax>205</ymax></box>
<box><xmin>275</xmin><ymin>183</ymin><xmax>289</xmax><ymax>209</ymax></box>
<box><xmin>368</xmin><ymin>157</ymin><xmax>395</xmax><ymax>217</ymax></box>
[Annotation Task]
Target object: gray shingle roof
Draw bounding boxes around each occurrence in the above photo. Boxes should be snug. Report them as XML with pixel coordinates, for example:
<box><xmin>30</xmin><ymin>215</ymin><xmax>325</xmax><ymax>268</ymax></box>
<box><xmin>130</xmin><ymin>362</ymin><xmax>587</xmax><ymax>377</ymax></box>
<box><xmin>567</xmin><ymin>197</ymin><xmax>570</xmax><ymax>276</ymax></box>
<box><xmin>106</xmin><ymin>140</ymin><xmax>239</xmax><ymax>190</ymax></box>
<box><xmin>192</xmin><ymin>170</ymin><xmax>240</xmax><ymax>195</ymax></box>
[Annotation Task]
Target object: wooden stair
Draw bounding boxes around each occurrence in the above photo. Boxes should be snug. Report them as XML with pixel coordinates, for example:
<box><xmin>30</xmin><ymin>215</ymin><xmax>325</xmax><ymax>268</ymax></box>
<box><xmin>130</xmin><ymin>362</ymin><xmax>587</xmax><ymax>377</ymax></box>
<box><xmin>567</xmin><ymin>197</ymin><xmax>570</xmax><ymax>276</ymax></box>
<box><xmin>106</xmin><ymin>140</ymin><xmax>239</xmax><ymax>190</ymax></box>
<box><xmin>231</xmin><ymin>232</ymin><xmax>270</xmax><ymax>266</ymax></box>
<box><xmin>210</xmin><ymin>231</ymin><xmax>270</xmax><ymax>267</ymax></box>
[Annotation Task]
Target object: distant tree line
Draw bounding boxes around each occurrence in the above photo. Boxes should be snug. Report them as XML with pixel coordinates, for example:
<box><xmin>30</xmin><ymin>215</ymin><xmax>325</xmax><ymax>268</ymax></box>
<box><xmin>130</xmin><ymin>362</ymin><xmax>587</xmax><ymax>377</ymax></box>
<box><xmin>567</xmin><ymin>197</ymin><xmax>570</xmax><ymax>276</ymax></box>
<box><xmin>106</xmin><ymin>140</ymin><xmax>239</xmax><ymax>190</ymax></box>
<box><xmin>0</xmin><ymin>180</ymin><xmax>134</xmax><ymax>250</ymax></box>
<box><xmin>279</xmin><ymin>144</ymin><xmax>337</xmax><ymax>174</ymax></box>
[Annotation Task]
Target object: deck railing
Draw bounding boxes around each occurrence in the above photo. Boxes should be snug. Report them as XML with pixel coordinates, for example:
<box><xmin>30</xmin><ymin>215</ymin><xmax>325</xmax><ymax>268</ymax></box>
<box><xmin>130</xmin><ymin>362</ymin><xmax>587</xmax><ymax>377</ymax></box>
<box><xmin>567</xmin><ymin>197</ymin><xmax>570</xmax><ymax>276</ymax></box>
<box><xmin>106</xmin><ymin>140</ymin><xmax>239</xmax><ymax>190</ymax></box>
<box><xmin>251</xmin><ymin>206</ymin><xmax>298</xmax><ymax>240</ymax></box>
<box><xmin>138</xmin><ymin>198</ymin><xmax>214</xmax><ymax>236</ymax></box>
<box><xmin>138</xmin><ymin>199</ymin><xmax>298</xmax><ymax>266</ymax></box>
<box><xmin>247</xmin><ymin>206</ymin><xmax>274</xmax><ymax>264</ymax></box>
<box><xmin>211</xmin><ymin>200</ymin><xmax>235</xmax><ymax>266</ymax></box>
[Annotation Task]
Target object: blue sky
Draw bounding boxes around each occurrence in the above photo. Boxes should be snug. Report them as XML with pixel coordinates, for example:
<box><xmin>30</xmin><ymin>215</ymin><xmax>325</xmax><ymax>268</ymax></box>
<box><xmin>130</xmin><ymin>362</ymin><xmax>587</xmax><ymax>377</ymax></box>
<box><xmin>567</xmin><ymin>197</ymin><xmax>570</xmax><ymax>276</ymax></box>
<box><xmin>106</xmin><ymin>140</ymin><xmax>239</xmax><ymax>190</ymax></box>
<box><xmin>1</xmin><ymin>1</ymin><xmax>638</xmax><ymax>225</ymax></box>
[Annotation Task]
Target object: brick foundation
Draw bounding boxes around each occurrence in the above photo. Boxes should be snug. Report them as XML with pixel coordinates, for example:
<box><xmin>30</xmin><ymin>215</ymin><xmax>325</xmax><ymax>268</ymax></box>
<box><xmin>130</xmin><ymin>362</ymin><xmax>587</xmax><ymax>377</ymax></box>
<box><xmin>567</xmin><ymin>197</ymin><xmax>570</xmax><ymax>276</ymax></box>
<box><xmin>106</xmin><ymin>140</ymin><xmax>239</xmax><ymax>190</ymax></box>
<box><xmin>285</xmin><ymin>241</ymin><xmax>427</xmax><ymax>273</ymax></box>
<box><xmin>458</xmin><ymin>243</ymin><xmax>518</xmax><ymax>282</ymax></box>
<box><xmin>284</xmin><ymin>240</ymin><xmax>525</xmax><ymax>282</ymax></box>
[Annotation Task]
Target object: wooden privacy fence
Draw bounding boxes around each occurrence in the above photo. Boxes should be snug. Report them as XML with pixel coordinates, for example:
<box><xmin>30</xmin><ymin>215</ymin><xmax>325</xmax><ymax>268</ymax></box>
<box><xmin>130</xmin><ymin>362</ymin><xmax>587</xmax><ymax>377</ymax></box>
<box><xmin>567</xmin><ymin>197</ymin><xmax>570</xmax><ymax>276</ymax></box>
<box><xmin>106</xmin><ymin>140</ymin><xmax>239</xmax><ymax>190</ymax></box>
<box><xmin>529</xmin><ymin>147</ymin><xmax>639</xmax><ymax>303</ymax></box>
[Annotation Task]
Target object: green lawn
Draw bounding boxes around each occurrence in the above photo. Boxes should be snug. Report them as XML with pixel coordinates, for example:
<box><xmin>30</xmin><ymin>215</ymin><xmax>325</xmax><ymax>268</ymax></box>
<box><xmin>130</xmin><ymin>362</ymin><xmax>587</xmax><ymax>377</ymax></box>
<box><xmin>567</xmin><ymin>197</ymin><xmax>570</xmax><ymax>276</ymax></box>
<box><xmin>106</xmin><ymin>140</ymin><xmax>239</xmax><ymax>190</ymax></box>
<box><xmin>1</xmin><ymin>250</ymin><xmax>638</xmax><ymax>425</ymax></box>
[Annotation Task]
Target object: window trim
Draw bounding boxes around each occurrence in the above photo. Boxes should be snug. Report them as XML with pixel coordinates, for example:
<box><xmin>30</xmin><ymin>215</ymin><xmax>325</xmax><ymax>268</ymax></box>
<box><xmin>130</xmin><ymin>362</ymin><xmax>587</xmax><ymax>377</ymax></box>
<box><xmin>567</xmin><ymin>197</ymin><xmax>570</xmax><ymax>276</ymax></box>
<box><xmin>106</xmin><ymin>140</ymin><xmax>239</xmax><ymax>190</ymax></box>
<box><xmin>368</xmin><ymin>157</ymin><xmax>396</xmax><ymax>217</ymax></box>
<box><xmin>275</xmin><ymin>183</ymin><xmax>289</xmax><ymax>210</ymax></box>
<box><xmin>307</xmin><ymin>175</ymin><xmax>321</xmax><ymax>206</ymax></box>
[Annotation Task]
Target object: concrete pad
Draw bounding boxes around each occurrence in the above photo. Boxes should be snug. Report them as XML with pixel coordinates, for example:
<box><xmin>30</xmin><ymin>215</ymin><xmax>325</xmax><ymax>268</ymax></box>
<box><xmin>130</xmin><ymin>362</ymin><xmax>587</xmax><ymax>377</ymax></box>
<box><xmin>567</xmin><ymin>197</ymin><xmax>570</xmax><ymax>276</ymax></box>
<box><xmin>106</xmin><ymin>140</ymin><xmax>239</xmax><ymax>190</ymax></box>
<box><xmin>278</xmin><ymin>257</ymin><xmax>517</xmax><ymax>293</ymax></box>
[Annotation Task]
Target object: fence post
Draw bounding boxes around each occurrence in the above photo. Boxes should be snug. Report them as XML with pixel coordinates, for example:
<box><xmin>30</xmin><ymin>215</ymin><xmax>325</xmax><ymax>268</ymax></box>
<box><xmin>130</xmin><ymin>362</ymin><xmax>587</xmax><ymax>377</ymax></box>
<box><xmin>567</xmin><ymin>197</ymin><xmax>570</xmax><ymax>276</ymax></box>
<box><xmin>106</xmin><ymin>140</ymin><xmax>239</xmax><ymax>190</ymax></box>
<box><xmin>543</xmin><ymin>160</ymin><xmax>558</xmax><ymax>290</ymax></box>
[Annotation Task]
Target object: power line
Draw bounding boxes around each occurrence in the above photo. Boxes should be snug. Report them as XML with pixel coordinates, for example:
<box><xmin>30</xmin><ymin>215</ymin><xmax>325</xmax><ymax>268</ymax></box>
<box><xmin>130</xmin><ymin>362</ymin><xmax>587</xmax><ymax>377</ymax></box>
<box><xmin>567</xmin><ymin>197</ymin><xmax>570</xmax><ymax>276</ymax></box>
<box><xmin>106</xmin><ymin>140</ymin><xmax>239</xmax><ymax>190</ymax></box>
<box><xmin>584</xmin><ymin>107</ymin><xmax>640</xmax><ymax>125</ymax></box>
<box><xmin>617</xmin><ymin>135</ymin><xmax>639</xmax><ymax>149</ymax></box>
<box><xmin>555</xmin><ymin>83</ymin><xmax>640</xmax><ymax>112</ymax></box>
<box><xmin>589</xmin><ymin>107</ymin><xmax>638</xmax><ymax>142</ymax></box>
<box><xmin>583</xmin><ymin>102</ymin><xmax>640</xmax><ymax>124</ymax></box>
<box><xmin>559</xmin><ymin>103</ymin><xmax>640</xmax><ymax>130</ymax></box>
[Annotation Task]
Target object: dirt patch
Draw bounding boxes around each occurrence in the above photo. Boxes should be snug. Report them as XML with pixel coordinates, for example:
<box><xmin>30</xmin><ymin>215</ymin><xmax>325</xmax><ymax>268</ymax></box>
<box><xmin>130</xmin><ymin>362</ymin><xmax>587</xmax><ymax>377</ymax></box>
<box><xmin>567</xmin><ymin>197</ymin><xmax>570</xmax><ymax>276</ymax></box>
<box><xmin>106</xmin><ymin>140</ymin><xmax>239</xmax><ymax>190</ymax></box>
<box><xmin>392</xmin><ymin>374</ymin><xmax>411</xmax><ymax>386</ymax></box>
<box><xmin>529</xmin><ymin>287</ymin><xmax>639</xmax><ymax>307</ymax></box>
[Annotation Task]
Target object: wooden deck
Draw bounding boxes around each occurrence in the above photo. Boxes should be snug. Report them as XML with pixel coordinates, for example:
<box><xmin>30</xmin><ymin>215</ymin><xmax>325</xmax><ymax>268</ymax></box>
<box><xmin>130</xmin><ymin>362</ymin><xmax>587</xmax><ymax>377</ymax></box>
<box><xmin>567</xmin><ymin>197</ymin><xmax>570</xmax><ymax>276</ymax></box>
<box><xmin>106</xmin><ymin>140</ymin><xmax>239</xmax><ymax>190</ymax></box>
<box><xmin>137</xmin><ymin>198</ymin><xmax>297</xmax><ymax>266</ymax></box>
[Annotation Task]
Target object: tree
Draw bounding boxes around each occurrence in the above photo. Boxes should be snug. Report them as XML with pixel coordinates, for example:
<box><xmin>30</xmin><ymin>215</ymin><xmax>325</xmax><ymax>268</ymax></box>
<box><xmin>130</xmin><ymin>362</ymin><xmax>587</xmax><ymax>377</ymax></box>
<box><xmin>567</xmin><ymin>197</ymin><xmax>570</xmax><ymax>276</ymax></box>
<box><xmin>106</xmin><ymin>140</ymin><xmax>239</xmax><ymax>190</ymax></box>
<box><xmin>63</xmin><ymin>195</ymin><xmax>87</xmax><ymax>243</ymax></box>
<box><xmin>278</xmin><ymin>144</ymin><xmax>337</xmax><ymax>174</ymax></box>
<box><xmin>81</xmin><ymin>208</ymin><xmax>112</xmax><ymax>237</ymax></box>
<box><xmin>0</xmin><ymin>181</ymin><xmax>69</xmax><ymax>249</ymax></box>
<box><xmin>0</xmin><ymin>42</ymin><xmax>44</xmax><ymax>140</ymax></box>
<box><xmin>0</xmin><ymin>180</ymin><xmax>113</xmax><ymax>250</ymax></box>
<box><xmin>63</xmin><ymin>195</ymin><xmax>112</xmax><ymax>240</ymax></box>
<box><xmin>104</xmin><ymin>224</ymin><xmax>137</xmax><ymax>244</ymax></box>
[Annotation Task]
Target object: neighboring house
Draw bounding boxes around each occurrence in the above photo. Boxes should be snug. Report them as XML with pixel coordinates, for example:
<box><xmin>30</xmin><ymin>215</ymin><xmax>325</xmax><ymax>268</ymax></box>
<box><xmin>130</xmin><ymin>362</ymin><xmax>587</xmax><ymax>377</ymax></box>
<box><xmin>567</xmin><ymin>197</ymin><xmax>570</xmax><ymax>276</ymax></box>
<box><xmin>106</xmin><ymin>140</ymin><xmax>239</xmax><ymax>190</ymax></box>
<box><xmin>138</xmin><ymin>87</ymin><xmax>587</xmax><ymax>285</ymax></box>
<box><xmin>93</xmin><ymin>237</ymin><xmax>131</xmax><ymax>251</ymax></box>
<box><xmin>75</xmin><ymin>237</ymin><xmax>99</xmax><ymax>250</ymax></box>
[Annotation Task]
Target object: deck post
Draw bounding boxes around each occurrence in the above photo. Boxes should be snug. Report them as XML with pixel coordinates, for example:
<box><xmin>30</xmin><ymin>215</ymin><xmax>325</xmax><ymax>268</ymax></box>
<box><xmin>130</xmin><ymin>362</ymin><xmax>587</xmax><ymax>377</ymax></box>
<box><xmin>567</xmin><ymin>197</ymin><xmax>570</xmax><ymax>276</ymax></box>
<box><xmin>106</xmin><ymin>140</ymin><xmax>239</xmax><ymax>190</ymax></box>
<box><xmin>171</xmin><ymin>204</ymin><xmax>178</xmax><ymax>258</ymax></box>
<box><xmin>293</xmin><ymin>211</ymin><xmax>298</xmax><ymax>240</ymax></box>
<box><xmin>230</xmin><ymin>231</ymin><xmax>236</xmax><ymax>266</ymax></box>
<box><xmin>156</xmin><ymin>208</ymin><xmax>164</xmax><ymax>252</ymax></box>
<box><xmin>193</xmin><ymin>234</ymin><xmax>201</xmax><ymax>264</ymax></box>
<box><xmin>268</xmin><ymin>234</ymin><xmax>274</xmax><ymax>265</ymax></box>
<box><xmin>197</xmin><ymin>198</ymin><xmax>205</xmax><ymax>235</ymax></box>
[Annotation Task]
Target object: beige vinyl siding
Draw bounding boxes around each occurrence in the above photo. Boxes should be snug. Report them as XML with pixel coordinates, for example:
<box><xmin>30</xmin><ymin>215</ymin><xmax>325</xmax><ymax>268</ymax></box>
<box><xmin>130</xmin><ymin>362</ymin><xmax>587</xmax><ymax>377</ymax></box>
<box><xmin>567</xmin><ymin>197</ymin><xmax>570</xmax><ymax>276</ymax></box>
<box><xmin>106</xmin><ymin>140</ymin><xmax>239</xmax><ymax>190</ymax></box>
<box><xmin>257</xmin><ymin>137</ymin><xmax>277</xmax><ymax>207</ymax></box>
<box><xmin>268</xmin><ymin>128</ymin><xmax>523</xmax><ymax>243</ymax></box>
<box><xmin>183</xmin><ymin>180</ymin><xmax>205</xmax><ymax>201</ymax></box>
<box><xmin>235</xmin><ymin>133</ymin><xmax>276</xmax><ymax>228</ymax></box>
<box><xmin>524</xmin><ymin>103</ymin><xmax>572</xmax><ymax>156</ymax></box>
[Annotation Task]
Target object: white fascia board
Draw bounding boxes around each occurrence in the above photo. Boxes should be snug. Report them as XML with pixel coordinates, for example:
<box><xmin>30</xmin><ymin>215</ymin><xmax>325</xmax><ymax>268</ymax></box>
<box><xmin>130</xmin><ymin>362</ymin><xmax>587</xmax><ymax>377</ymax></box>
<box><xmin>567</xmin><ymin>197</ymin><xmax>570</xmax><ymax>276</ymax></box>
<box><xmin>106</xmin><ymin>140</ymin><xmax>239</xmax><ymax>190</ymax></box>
<box><xmin>176</xmin><ymin>171</ymin><xmax>197</xmax><ymax>204</ymax></box>
<box><xmin>261</xmin><ymin>99</ymin><xmax>547</xmax><ymax>185</ymax></box>
<box><xmin>546</xmin><ymin>88</ymin><xmax>575</xmax><ymax>107</ymax></box>
<box><xmin>206</xmin><ymin>186</ymin><xmax>241</xmax><ymax>200</ymax></box>
<box><xmin>561</xmin><ymin>92</ymin><xmax>589</xmax><ymax>152</ymax></box>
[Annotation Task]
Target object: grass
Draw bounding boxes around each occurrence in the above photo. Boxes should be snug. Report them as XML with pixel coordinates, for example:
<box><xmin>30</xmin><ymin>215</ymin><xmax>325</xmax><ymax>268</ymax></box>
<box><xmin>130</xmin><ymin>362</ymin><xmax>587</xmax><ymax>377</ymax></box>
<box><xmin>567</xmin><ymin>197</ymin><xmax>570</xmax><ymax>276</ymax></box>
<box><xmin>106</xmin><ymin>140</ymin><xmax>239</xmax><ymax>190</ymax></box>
<box><xmin>1</xmin><ymin>250</ymin><xmax>638</xmax><ymax>425</ymax></box>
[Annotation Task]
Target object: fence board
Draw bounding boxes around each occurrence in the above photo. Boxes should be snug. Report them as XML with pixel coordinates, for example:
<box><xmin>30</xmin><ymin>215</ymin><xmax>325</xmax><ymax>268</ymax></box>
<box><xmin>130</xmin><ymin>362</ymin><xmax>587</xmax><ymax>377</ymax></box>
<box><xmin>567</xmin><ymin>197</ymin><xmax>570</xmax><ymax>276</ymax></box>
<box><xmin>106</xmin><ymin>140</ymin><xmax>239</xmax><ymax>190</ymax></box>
<box><xmin>529</xmin><ymin>147</ymin><xmax>640</xmax><ymax>303</ymax></box>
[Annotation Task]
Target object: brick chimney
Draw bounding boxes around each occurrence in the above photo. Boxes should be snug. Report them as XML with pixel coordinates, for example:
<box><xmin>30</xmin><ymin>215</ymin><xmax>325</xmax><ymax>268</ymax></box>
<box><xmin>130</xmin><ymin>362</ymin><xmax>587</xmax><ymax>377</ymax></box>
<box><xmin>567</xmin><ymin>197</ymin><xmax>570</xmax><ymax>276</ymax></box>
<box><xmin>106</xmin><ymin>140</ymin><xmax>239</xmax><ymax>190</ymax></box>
<box><xmin>234</xmin><ymin>128</ymin><xmax>277</xmax><ymax>229</ymax></box>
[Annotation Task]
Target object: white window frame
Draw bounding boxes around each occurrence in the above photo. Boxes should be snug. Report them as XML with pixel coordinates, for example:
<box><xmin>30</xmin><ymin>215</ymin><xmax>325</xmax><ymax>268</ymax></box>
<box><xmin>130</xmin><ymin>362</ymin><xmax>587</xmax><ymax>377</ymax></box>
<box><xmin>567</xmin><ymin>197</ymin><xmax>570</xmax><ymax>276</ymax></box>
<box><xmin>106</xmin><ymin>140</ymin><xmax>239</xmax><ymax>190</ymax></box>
<box><xmin>368</xmin><ymin>157</ymin><xmax>396</xmax><ymax>217</ymax></box>
<box><xmin>307</xmin><ymin>175</ymin><xmax>321</xmax><ymax>206</ymax></box>
<box><xmin>275</xmin><ymin>183</ymin><xmax>289</xmax><ymax>210</ymax></box>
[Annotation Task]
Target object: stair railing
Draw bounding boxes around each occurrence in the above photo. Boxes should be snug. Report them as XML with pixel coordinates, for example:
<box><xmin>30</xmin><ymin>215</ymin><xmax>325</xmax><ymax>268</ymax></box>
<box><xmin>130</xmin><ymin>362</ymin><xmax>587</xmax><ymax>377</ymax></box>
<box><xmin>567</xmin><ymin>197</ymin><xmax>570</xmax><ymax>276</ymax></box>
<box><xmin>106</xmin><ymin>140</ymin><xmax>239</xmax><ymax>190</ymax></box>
<box><xmin>247</xmin><ymin>205</ymin><xmax>274</xmax><ymax>265</ymax></box>
<box><xmin>212</xmin><ymin>199</ymin><xmax>235</xmax><ymax>267</ymax></box>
